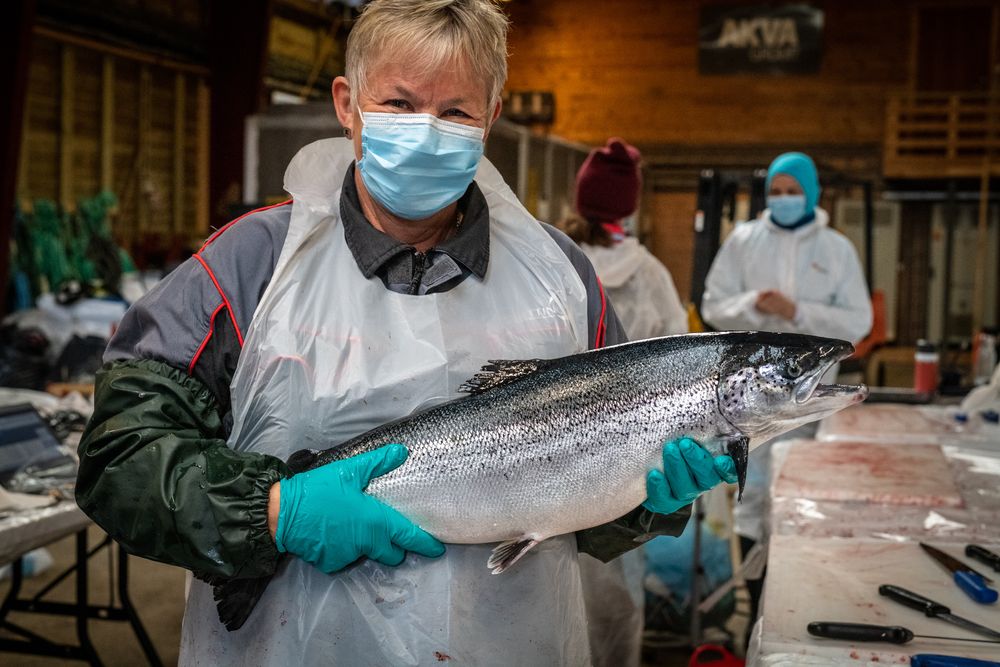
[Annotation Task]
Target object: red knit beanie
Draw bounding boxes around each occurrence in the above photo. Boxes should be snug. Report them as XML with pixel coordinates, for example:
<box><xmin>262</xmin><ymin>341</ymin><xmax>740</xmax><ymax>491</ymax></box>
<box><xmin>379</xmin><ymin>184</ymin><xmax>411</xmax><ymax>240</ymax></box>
<box><xmin>574</xmin><ymin>138</ymin><xmax>642</xmax><ymax>222</ymax></box>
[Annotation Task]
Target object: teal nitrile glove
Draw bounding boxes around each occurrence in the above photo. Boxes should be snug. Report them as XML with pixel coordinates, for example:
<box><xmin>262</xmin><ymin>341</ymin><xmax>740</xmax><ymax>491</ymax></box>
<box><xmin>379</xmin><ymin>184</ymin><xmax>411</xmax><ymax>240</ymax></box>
<box><xmin>274</xmin><ymin>443</ymin><xmax>445</xmax><ymax>574</ymax></box>
<box><xmin>642</xmin><ymin>437</ymin><xmax>739</xmax><ymax>515</ymax></box>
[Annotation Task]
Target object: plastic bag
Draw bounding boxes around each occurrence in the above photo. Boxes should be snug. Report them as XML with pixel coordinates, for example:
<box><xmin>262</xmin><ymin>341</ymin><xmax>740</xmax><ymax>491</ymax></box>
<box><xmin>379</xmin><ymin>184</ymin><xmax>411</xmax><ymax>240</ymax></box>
<box><xmin>0</xmin><ymin>324</ymin><xmax>50</xmax><ymax>389</ymax></box>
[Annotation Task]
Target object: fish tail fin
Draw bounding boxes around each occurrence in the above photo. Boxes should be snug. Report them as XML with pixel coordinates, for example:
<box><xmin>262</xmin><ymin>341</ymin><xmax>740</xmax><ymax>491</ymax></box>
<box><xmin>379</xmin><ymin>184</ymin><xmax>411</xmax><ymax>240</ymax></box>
<box><xmin>213</xmin><ymin>574</ymin><xmax>274</xmax><ymax>631</ymax></box>
<box><xmin>488</xmin><ymin>537</ymin><xmax>539</xmax><ymax>574</ymax></box>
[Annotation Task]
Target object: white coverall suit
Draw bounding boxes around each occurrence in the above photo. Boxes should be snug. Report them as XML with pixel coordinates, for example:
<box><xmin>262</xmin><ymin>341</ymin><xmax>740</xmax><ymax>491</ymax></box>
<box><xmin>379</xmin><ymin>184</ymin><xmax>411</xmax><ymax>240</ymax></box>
<box><xmin>701</xmin><ymin>207</ymin><xmax>872</xmax><ymax>541</ymax></box>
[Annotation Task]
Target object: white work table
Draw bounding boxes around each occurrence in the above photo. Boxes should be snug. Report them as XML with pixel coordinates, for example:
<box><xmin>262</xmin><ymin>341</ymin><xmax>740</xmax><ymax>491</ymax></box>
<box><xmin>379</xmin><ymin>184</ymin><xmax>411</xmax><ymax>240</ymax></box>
<box><xmin>0</xmin><ymin>498</ymin><xmax>163</xmax><ymax>666</ymax></box>
<box><xmin>0</xmin><ymin>500</ymin><xmax>89</xmax><ymax>566</ymax></box>
<box><xmin>751</xmin><ymin>403</ymin><xmax>1000</xmax><ymax>666</ymax></box>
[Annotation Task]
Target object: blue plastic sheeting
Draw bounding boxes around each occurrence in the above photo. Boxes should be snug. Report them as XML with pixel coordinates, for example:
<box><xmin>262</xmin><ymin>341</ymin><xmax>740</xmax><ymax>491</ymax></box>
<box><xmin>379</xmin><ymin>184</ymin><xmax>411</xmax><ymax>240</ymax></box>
<box><xmin>644</xmin><ymin>518</ymin><xmax>733</xmax><ymax>610</ymax></box>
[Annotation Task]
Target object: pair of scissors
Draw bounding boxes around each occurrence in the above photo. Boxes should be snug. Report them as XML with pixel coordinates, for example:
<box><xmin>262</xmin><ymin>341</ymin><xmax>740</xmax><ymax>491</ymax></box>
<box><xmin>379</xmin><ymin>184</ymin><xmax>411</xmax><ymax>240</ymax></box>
<box><xmin>920</xmin><ymin>543</ymin><xmax>998</xmax><ymax>604</ymax></box>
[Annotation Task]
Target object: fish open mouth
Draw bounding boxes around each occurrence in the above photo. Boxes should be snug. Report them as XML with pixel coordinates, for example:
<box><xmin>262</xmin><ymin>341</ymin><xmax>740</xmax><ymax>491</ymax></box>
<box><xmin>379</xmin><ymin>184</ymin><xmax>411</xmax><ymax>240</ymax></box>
<box><xmin>792</xmin><ymin>382</ymin><xmax>869</xmax><ymax>430</ymax></box>
<box><xmin>794</xmin><ymin>373</ymin><xmax>869</xmax><ymax>413</ymax></box>
<box><xmin>812</xmin><ymin>383</ymin><xmax>870</xmax><ymax>402</ymax></box>
<box><xmin>794</xmin><ymin>343</ymin><xmax>863</xmax><ymax>405</ymax></box>
<box><xmin>794</xmin><ymin>371</ymin><xmax>869</xmax><ymax>405</ymax></box>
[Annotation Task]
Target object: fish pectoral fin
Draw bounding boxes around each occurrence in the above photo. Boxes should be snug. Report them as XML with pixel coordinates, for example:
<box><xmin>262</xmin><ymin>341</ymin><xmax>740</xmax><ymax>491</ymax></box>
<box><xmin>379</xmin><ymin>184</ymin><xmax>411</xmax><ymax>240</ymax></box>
<box><xmin>458</xmin><ymin>359</ymin><xmax>552</xmax><ymax>395</ymax></box>
<box><xmin>286</xmin><ymin>448</ymin><xmax>321</xmax><ymax>474</ymax></box>
<box><xmin>487</xmin><ymin>537</ymin><xmax>540</xmax><ymax>574</ymax></box>
<box><xmin>725</xmin><ymin>436</ymin><xmax>749</xmax><ymax>502</ymax></box>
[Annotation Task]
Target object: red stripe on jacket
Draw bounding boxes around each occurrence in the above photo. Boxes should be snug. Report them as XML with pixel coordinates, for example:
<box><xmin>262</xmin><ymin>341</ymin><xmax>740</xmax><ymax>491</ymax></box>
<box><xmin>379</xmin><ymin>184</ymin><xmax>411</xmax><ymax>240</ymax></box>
<box><xmin>188</xmin><ymin>303</ymin><xmax>226</xmax><ymax>374</ymax></box>
<box><xmin>595</xmin><ymin>277</ymin><xmax>607</xmax><ymax>349</ymax></box>
<box><xmin>192</xmin><ymin>254</ymin><xmax>245</xmax><ymax>348</ymax></box>
<box><xmin>199</xmin><ymin>200</ymin><xmax>292</xmax><ymax>252</ymax></box>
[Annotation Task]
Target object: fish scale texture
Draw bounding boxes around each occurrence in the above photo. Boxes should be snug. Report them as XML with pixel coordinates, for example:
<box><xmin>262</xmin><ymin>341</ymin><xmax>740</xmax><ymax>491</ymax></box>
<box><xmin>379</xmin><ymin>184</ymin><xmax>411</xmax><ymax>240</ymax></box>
<box><xmin>311</xmin><ymin>333</ymin><xmax>824</xmax><ymax>544</ymax></box>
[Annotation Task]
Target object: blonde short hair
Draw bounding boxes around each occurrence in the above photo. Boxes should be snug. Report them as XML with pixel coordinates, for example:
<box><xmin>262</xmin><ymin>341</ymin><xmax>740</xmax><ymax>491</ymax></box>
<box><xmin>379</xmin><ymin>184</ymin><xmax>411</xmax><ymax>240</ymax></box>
<box><xmin>346</xmin><ymin>0</ymin><xmax>509</xmax><ymax>109</ymax></box>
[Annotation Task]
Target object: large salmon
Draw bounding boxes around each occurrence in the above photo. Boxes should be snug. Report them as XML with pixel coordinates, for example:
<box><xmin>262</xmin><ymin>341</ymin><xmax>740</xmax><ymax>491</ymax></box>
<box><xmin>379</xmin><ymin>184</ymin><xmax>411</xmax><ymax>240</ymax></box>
<box><xmin>214</xmin><ymin>331</ymin><xmax>867</xmax><ymax>630</ymax></box>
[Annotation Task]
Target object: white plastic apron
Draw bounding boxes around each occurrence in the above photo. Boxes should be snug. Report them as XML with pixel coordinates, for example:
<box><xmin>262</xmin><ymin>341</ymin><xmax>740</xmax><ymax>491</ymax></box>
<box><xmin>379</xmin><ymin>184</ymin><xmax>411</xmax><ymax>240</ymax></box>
<box><xmin>179</xmin><ymin>139</ymin><xmax>593</xmax><ymax>666</ymax></box>
<box><xmin>579</xmin><ymin>552</ymin><xmax>644</xmax><ymax>667</ymax></box>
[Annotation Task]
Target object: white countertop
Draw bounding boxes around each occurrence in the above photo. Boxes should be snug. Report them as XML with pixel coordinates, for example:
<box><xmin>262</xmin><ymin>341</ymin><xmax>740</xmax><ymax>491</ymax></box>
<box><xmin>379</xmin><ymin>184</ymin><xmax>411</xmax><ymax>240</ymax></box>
<box><xmin>755</xmin><ymin>402</ymin><xmax>1000</xmax><ymax>665</ymax></box>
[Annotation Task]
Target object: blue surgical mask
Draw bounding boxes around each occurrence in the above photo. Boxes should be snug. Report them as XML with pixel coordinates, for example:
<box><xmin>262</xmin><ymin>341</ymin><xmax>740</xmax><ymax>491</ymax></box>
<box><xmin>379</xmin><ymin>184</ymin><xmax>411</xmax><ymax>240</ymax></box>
<box><xmin>767</xmin><ymin>195</ymin><xmax>808</xmax><ymax>227</ymax></box>
<box><xmin>357</xmin><ymin>111</ymin><xmax>485</xmax><ymax>220</ymax></box>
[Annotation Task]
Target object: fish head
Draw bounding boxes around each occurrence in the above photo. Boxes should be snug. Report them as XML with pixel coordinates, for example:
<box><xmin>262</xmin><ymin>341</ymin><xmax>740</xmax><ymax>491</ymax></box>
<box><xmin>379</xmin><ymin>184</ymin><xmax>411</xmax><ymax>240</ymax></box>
<box><xmin>715</xmin><ymin>333</ymin><xmax>868</xmax><ymax>491</ymax></box>
<box><xmin>717</xmin><ymin>334</ymin><xmax>867</xmax><ymax>439</ymax></box>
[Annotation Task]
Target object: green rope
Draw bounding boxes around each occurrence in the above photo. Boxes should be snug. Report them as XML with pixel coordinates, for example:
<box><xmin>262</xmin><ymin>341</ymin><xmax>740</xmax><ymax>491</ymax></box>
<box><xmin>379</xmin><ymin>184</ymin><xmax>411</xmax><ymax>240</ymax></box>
<box><xmin>8</xmin><ymin>191</ymin><xmax>137</xmax><ymax>306</ymax></box>
<box><xmin>30</xmin><ymin>199</ymin><xmax>75</xmax><ymax>292</ymax></box>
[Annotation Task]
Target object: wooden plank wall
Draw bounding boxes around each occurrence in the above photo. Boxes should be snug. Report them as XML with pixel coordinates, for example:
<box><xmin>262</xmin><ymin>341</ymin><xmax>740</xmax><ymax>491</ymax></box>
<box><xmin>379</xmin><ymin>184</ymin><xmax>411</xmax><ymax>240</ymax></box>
<box><xmin>648</xmin><ymin>191</ymin><xmax>698</xmax><ymax>303</ymax></box>
<box><xmin>505</xmin><ymin>0</ymin><xmax>913</xmax><ymax>147</ymax></box>
<box><xmin>17</xmin><ymin>31</ymin><xmax>210</xmax><ymax>257</ymax></box>
<box><xmin>505</xmin><ymin>0</ymin><xmax>928</xmax><ymax>306</ymax></box>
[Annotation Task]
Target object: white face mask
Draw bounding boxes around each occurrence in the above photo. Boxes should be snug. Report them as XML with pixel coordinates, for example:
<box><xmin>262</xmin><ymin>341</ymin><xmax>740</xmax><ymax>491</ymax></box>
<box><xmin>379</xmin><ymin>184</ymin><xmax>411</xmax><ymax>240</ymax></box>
<box><xmin>357</xmin><ymin>111</ymin><xmax>485</xmax><ymax>220</ymax></box>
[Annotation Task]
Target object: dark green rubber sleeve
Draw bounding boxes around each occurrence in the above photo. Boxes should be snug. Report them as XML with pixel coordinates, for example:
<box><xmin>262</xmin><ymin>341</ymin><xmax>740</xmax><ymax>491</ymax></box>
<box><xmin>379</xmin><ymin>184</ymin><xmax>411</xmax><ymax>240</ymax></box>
<box><xmin>76</xmin><ymin>359</ymin><xmax>290</xmax><ymax>580</ymax></box>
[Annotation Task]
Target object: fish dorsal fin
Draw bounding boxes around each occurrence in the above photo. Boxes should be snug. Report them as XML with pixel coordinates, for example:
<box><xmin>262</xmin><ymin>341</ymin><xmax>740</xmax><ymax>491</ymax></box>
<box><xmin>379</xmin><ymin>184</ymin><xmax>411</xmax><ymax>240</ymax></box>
<box><xmin>458</xmin><ymin>359</ymin><xmax>551</xmax><ymax>395</ymax></box>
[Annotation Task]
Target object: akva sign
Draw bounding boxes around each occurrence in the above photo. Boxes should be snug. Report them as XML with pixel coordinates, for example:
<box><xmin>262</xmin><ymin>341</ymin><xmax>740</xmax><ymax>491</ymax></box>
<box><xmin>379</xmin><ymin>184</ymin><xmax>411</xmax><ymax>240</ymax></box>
<box><xmin>699</xmin><ymin>4</ymin><xmax>824</xmax><ymax>74</ymax></box>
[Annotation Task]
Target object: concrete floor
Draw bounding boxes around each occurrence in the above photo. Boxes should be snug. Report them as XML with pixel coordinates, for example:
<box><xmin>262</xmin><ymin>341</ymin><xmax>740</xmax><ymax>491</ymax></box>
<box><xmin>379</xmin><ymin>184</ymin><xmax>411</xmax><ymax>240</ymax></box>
<box><xmin>0</xmin><ymin>525</ymin><xmax>185</xmax><ymax>666</ymax></box>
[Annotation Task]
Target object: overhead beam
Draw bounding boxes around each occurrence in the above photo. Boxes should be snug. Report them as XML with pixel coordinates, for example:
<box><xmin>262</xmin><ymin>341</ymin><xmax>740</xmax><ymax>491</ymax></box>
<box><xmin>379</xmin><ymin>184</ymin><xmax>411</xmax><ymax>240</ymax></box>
<box><xmin>34</xmin><ymin>25</ymin><xmax>209</xmax><ymax>76</ymax></box>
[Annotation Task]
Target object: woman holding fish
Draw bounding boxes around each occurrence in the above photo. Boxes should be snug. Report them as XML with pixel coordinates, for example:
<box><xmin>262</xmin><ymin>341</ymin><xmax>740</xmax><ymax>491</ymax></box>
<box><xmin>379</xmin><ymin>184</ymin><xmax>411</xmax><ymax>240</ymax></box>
<box><xmin>75</xmin><ymin>1</ymin><xmax>737</xmax><ymax>664</ymax></box>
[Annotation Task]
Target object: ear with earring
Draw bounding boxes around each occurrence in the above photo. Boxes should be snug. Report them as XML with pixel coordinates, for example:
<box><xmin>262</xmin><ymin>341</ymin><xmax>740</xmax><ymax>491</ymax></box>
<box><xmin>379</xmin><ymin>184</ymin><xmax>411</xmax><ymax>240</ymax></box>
<box><xmin>344</xmin><ymin>128</ymin><xmax>353</xmax><ymax>139</ymax></box>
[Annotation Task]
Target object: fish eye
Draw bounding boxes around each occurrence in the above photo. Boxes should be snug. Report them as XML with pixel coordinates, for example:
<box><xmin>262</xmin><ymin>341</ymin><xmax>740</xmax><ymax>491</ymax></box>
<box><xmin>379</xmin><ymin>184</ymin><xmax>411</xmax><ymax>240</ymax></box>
<box><xmin>786</xmin><ymin>361</ymin><xmax>802</xmax><ymax>379</ymax></box>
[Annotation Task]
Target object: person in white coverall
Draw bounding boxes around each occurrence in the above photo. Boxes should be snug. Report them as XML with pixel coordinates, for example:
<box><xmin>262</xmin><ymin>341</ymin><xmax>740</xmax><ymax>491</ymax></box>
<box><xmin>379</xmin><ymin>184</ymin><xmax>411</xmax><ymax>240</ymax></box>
<box><xmin>559</xmin><ymin>137</ymin><xmax>689</xmax><ymax>667</ymax></box>
<box><xmin>700</xmin><ymin>151</ymin><xmax>872</xmax><ymax>634</ymax></box>
<box><xmin>561</xmin><ymin>137</ymin><xmax>688</xmax><ymax>340</ymax></box>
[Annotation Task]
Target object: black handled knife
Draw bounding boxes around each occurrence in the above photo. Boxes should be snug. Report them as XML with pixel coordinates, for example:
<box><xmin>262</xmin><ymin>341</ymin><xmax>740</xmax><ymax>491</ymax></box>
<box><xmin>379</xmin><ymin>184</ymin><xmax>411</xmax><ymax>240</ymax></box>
<box><xmin>966</xmin><ymin>545</ymin><xmax>1000</xmax><ymax>573</ymax></box>
<box><xmin>879</xmin><ymin>585</ymin><xmax>1000</xmax><ymax>640</ymax></box>
<box><xmin>808</xmin><ymin>621</ymin><xmax>1000</xmax><ymax>644</ymax></box>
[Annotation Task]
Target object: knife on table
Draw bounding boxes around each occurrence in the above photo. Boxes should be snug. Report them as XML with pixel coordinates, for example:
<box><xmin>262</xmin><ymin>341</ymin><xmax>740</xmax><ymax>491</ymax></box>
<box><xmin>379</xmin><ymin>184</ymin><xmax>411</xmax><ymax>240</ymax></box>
<box><xmin>910</xmin><ymin>656</ymin><xmax>1000</xmax><ymax>667</ymax></box>
<box><xmin>920</xmin><ymin>543</ymin><xmax>998</xmax><ymax>604</ymax></box>
<box><xmin>807</xmin><ymin>621</ymin><xmax>1000</xmax><ymax>644</ymax></box>
<box><xmin>879</xmin><ymin>584</ymin><xmax>1000</xmax><ymax>640</ymax></box>
<box><xmin>966</xmin><ymin>545</ymin><xmax>1000</xmax><ymax>573</ymax></box>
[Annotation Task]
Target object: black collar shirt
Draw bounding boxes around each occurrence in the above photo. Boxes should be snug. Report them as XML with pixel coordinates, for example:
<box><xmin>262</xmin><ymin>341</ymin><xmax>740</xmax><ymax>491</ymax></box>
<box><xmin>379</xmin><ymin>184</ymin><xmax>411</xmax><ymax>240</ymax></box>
<box><xmin>339</xmin><ymin>164</ymin><xmax>490</xmax><ymax>295</ymax></box>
